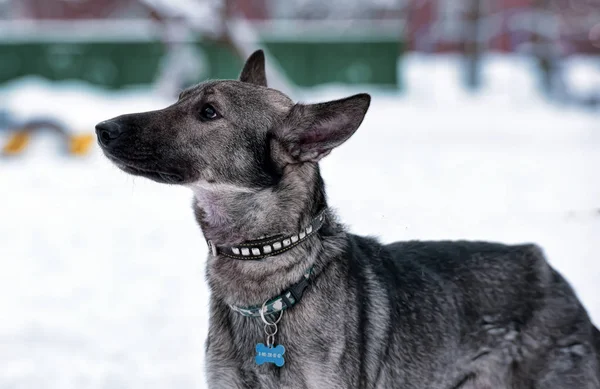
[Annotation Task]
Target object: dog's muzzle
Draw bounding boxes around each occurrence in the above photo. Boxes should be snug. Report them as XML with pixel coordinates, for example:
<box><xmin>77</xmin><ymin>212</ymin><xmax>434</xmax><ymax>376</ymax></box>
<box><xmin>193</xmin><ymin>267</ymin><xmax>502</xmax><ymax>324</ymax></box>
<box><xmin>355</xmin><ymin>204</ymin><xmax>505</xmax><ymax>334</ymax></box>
<box><xmin>94</xmin><ymin>115</ymin><xmax>188</xmax><ymax>185</ymax></box>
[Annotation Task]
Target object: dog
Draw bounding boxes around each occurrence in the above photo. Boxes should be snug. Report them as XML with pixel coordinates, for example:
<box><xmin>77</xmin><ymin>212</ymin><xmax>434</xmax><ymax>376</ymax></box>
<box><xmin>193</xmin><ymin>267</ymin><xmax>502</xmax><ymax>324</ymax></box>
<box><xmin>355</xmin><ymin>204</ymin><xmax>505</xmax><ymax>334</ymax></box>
<box><xmin>96</xmin><ymin>50</ymin><xmax>600</xmax><ymax>389</ymax></box>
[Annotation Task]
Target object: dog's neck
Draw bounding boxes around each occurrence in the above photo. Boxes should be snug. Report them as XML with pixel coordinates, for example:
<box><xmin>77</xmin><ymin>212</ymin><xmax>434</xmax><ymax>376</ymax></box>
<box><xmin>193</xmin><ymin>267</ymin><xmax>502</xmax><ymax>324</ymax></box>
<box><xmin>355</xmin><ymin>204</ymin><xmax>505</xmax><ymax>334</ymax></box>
<box><xmin>190</xmin><ymin>163</ymin><xmax>325</xmax><ymax>247</ymax></box>
<box><xmin>189</xmin><ymin>163</ymin><xmax>345</xmax><ymax>308</ymax></box>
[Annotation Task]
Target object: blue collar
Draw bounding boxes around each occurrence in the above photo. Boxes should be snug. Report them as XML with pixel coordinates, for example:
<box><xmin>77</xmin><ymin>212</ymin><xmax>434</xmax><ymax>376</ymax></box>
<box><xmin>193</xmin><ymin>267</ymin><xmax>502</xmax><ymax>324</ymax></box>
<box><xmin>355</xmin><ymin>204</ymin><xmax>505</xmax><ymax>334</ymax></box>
<box><xmin>230</xmin><ymin>267</ymin><xmax>314</xmax><ymax>317</ymax></box>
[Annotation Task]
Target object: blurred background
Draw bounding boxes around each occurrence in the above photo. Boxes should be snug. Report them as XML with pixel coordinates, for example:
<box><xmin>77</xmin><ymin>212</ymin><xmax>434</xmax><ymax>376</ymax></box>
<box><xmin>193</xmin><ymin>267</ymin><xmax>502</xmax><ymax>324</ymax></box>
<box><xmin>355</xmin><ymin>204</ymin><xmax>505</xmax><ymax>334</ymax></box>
<box><xmin>0</xmin><ymin>1</ymin><xmax>599</xmax><ymax>388</ymax></box>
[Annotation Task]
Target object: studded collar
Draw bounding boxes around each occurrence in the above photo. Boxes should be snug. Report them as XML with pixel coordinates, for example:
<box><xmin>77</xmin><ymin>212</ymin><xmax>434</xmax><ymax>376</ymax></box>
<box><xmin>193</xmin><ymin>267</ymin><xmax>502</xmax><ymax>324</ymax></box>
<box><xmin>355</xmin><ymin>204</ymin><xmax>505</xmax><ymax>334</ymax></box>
<box><xmin>207</xmin><ymin>210</ymin><xmax>326</xmax><ymax>260</ymax></box>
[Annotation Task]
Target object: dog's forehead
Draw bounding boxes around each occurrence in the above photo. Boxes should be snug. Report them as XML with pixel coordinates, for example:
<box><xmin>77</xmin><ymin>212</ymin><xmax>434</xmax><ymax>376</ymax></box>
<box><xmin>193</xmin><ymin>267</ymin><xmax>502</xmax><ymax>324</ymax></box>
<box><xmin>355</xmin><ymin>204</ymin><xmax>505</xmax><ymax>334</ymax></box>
<box><xmin>180</xmin><ymin>80</ymin><xmax>293</xmax><ymax>111</ymax></box>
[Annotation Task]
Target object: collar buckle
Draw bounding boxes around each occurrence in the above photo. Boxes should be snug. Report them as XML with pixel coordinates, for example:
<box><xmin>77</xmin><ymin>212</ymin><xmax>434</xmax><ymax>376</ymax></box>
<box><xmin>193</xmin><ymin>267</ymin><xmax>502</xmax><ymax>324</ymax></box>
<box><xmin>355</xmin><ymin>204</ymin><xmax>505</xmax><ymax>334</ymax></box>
<box><xmin>230</xmin><ymin>267</ymin><xmax>314</xmax><ymax>317</ymax></box>
<box><xmin>288</xmin><ymin>276</ymin><xmax>310</xmax><ymax>303</ymax></box>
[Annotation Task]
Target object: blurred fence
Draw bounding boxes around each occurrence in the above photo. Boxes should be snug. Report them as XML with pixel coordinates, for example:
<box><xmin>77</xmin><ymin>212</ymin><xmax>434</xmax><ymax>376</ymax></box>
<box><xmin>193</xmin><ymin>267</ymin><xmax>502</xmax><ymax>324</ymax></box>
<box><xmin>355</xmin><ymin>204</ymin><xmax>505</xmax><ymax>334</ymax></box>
<box><xmin>0</xmin><ymin>19</ymin><xmax>400</xmax><ymax>89</ymax></box>
<box><xmin>0</xmin><ymin>0</ymin><xmax>598</xmax><ymax>97</ymax></box>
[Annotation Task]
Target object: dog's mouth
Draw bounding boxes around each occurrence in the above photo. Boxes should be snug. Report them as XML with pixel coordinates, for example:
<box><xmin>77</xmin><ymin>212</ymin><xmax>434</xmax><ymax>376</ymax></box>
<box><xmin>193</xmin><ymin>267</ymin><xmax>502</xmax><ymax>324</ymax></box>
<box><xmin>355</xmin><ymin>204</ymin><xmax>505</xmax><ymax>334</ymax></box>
<box><xmin>104</xmin><ymin>153</ymin><xmax>185</xmax><ymax>184</ymax></box>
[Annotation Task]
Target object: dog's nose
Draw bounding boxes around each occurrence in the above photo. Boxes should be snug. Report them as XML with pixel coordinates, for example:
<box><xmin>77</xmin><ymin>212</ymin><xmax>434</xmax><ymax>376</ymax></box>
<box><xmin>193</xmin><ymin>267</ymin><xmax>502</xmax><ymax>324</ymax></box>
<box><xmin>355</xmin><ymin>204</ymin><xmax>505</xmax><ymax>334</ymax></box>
<box><xmin>95</xmin><ymin>120</ymin><xmax>123</xmax><ymax>147</ymax></box>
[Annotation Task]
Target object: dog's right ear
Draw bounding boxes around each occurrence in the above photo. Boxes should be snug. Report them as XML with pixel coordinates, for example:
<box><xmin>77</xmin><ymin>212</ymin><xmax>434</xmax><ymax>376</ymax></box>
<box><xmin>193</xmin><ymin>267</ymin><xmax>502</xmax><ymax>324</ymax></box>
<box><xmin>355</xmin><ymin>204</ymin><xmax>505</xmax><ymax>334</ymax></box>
<box><xmin>239</xmin><ymin>50</ymin><xmax>267</xmax><ymax>87</ymax></box>
<box><xmin>274</xmin><ymin>93</ymin><xmax>370</xmax><ymax>163</ymax></box>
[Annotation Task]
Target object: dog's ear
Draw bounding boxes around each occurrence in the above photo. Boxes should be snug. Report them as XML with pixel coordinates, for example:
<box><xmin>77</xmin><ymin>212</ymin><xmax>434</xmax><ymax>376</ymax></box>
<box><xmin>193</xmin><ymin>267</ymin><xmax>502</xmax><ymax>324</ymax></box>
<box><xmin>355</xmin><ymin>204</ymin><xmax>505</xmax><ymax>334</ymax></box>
<box><xmin>239</xmin><ymin>50</ymin><xmax>267</xmax><ymax>87</ymax></box>
<box><xmin>275</xmin><ymin>93</ymin><xmax>370</xmax><ymax>162</ymax></box>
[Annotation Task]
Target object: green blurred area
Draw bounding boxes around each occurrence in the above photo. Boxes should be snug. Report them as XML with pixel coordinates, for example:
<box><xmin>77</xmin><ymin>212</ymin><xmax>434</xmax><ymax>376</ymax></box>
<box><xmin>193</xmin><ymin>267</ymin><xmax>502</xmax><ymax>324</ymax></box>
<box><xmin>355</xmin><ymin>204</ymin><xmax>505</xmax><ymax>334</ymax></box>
<box><xmin>0</xmin><ymin>39</ymin><xmax>400</xmax><ymax>89</ymax></box>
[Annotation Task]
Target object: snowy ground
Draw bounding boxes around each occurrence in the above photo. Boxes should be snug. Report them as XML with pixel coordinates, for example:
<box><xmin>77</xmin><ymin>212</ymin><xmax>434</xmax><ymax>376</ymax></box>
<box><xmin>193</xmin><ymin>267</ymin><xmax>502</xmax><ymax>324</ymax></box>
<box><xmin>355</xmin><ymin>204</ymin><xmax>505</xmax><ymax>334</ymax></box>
<box><xmin>1</xmin><ymin>55</ymin><xmax>599</xmax><ymax>389</ymax></box>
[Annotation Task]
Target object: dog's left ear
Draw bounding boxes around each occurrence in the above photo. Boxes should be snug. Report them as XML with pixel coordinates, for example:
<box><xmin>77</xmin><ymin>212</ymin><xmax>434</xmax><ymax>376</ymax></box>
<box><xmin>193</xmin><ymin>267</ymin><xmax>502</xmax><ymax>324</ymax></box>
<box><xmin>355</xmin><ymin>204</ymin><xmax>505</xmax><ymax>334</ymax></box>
<box><xmin>275</xmin><ymin>93</ymin><xmax>371</xmax><ymax>162</ymax></box>
<box><xmin>239</xmin><ymin>50</ymin><xmax>267</xmax><ymax>87</ymax></box>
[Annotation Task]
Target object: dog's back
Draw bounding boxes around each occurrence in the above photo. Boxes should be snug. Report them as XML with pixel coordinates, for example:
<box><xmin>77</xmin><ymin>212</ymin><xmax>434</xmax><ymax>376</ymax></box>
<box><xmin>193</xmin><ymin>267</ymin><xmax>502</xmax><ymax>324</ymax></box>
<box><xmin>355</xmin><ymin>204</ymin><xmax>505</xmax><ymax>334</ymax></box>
<box><xmin>378</xmin><ymin>239</ymin><xmax>600</xmax><ymax>388</ymax></box>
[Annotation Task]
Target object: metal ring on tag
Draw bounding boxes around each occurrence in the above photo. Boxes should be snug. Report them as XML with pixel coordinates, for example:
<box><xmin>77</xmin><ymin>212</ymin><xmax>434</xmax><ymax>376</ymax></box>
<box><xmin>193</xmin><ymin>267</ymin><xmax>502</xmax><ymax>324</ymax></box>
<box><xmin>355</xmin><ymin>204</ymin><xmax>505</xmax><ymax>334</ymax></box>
<box><xmin>264</xmin><ymin>324</ymin><xmax>278</xmax><ymax>337</ymax></box>
<box><xmin>260</xmin><ymin>300</ymin><xmax>283</xmax><ymax>326</ymax></box>
<box><xmin>266</xmin><ymin>334</ymin><xmax>276</xmax><ymax>347</ymax></box>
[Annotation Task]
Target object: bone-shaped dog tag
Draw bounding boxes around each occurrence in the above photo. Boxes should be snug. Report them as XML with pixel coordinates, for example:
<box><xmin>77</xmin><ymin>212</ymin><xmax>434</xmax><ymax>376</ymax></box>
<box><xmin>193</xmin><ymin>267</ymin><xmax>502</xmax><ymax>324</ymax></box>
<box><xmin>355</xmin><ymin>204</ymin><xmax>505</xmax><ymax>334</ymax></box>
<box><xmin>255</xmin><ymin>343</ymin><xmax>285</xmax><ymax>367</ymax></box>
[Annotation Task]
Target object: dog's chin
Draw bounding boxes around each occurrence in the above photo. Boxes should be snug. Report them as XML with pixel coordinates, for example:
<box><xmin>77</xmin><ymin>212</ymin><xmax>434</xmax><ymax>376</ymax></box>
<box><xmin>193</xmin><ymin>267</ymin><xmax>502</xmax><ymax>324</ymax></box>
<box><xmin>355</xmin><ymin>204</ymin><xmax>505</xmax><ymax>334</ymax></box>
<box><xmin>104</xmin><ymin>153</ymin><xmax>186</xmax><ymax>185</ymax></box>
<box><xmin>117</xmin><ymin>164</ymin><xmax>185</xmax><ymax>184</ymax></box>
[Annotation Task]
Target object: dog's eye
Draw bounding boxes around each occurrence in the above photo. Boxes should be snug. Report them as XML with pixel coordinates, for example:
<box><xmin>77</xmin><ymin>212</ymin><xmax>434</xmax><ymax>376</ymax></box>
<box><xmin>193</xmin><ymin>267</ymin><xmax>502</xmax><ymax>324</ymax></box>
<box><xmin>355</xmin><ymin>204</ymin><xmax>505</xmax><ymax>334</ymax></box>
<box><xmin>200</xmin><ymin>104</ymin><xmax>219</xmax><ymax>120</ymax></box>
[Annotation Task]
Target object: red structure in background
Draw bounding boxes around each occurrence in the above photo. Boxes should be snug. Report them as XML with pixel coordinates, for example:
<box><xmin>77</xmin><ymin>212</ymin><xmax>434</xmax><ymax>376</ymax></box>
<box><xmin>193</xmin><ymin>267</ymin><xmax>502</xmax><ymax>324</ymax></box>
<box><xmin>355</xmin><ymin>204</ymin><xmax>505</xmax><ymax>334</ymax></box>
<box><xmin>406</xmin><ymin>0</ymin><xmax>599</xmax><ymax>54</ymax></box>
<box><xmin>8</xmin><ymin>0</ymin><xmax>600</xmax><ymax>54</ymax></box>
<box><xmin>13</xmin><ymin>0</ymin><xmax>266</xmax><ymax>20</ymax></box>
<box><xmin>17</xmin><ymin>0</ymin><xmax>135</xmax><ymax>19</ymax></box>
<box><xmin>229</xmin><ymin>0</ymin><xmax>268</xmax><ymax>20</ymax></box>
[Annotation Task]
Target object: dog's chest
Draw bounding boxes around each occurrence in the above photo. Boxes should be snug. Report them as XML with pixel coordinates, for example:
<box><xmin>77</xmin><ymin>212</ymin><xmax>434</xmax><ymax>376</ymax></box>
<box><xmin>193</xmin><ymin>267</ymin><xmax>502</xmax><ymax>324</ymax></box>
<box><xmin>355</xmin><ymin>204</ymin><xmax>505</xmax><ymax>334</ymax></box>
<box><xmin>232</xmin><ymin>317</ymin><xmax>350</xmax><ymax>389</ymax></box>
<box><xmin>247</xmin><ymin>359</ymin><xmax>349</xmax><ymax>389</ymax></box>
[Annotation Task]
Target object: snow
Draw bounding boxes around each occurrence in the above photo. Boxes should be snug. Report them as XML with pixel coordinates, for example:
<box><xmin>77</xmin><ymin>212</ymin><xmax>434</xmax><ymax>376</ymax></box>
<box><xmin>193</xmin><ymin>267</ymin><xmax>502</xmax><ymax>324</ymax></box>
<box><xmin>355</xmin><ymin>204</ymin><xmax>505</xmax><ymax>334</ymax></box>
<box><xmin>563</xmin><ymin>56</ymin><xmax>600</xmax><ymax>97</ymax></box>
<box><xmin>1</xmin><ymin>55</ymin><xmax>599</xmax><ymax>388</ymax></box>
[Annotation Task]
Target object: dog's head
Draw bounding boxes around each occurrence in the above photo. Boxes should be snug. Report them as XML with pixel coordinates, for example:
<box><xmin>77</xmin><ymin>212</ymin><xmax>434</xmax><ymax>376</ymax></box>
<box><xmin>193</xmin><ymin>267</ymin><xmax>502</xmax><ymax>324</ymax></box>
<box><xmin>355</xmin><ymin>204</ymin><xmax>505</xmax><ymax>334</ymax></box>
<box><xmin>96</xmin><ymin>50</ymin><xmax>370</xmax><ymax>188</ymax></box>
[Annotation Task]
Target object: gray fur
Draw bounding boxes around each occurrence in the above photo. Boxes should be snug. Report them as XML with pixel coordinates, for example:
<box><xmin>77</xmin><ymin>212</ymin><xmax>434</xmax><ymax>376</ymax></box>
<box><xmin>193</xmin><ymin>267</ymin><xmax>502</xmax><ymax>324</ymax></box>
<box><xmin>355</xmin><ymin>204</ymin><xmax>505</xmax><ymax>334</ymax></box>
<box><xmin>96</xmin><ymin>50</ymin><xmax>600</xmax><ymax>388</ymax></box>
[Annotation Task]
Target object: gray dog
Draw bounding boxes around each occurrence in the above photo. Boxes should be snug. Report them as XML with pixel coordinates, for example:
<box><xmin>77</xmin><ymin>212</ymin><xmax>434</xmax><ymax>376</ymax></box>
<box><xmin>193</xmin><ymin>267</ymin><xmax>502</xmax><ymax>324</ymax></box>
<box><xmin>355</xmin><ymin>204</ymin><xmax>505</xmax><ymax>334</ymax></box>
<box><xmin>96</xmin><ymin>50</ymin><xmax>600</xmax><ymax>388</ymax></box>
